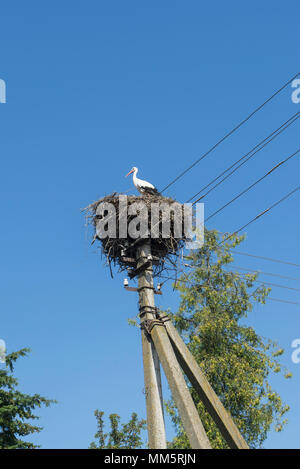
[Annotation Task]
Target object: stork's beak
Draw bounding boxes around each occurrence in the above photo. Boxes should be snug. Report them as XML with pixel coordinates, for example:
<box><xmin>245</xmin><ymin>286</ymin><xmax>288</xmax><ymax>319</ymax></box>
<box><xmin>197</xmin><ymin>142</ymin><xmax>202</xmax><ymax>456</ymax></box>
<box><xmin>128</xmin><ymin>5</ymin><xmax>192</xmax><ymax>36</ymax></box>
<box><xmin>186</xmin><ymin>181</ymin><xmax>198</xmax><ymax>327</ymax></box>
<box><xmin>125</xmin><ymin>169</ymin><xmax>134</xmax><ymax>177</ymax></box>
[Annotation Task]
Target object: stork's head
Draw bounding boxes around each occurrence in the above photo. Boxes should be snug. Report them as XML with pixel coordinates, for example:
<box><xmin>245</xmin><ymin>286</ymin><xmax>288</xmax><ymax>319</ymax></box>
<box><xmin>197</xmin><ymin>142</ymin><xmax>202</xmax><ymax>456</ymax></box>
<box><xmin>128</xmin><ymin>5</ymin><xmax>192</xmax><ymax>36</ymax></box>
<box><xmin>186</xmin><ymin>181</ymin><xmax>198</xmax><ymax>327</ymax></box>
<box><xmin>125</xmin><ymin>166</ymin><xmax>137</xmax><ymax>177</ymax></box>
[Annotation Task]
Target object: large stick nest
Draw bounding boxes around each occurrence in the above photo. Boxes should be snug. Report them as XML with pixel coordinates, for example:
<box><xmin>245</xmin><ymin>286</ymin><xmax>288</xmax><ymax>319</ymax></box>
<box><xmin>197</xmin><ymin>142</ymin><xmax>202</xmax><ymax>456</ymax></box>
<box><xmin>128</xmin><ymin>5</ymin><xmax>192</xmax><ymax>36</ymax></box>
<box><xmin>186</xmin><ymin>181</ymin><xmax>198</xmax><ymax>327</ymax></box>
<box><xmin>83</xmin><ymin>193</ymin><xmax>188</xmax><ymax>276</ymax></box>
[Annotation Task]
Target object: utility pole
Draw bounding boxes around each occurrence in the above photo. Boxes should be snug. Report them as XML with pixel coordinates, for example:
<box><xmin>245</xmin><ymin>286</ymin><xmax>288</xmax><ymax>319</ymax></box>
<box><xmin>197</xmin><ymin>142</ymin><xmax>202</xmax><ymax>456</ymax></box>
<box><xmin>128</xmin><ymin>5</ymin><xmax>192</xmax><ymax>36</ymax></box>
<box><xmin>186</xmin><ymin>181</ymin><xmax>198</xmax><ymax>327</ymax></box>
<box><xmin>137</xmin><ymin>241</ymin><xmax>212</xmax><ymax>450</ymax></box>
<box><xmin>90</xmin><ymin>193</ymin><xmax>249</xmax><ymax>450</ymax></box>
<box><xmin>137</xmin><ymin>242</ymin><xmax>167</xmax><ymax>449</ymax></box>
<box><xmin>158</xmin><ymin>311</ymin><xmax>249</xmax><ymax>449</ymax></box>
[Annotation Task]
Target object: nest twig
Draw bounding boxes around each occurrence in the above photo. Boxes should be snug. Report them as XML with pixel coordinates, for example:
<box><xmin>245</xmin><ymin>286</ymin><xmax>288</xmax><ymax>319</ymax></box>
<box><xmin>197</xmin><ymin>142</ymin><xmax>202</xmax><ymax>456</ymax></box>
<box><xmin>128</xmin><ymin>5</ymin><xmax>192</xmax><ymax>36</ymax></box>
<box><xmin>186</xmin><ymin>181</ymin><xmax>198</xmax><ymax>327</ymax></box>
<box><xmin>83</xmin><ymin>192</ymin><xmax>188</xmax><ymax>277</ymax></box>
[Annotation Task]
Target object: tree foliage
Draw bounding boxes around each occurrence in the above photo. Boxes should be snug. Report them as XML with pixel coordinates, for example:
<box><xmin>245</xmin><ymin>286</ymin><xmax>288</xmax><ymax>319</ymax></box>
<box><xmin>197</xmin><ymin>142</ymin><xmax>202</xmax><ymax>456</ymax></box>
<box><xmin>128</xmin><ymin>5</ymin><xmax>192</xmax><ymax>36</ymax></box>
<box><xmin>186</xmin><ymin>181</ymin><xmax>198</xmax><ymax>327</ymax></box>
<box><xmin>166</xmin><ymin>230</ymin><xmax>291</xmax><ymax>449</ymax></box>
<box><xmin>90</xmin><ymin>410</ymin><xmax>146</xmax><ymax>449</ymax></box>
<box><xmin>0</xmin><ymin>348</ymin><xmax>55</xmax><ymax>449</ymax></box>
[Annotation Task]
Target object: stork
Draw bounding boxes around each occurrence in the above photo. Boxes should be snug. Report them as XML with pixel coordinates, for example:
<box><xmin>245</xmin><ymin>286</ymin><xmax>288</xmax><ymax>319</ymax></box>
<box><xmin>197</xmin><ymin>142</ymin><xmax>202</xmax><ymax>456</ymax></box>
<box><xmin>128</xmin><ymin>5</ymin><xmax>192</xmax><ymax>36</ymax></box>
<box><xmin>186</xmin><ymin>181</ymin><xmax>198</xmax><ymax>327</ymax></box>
<box><xmin>125</xmin><ymin>167</ymin><xmax>160</xmax><ymax>196</ymax></box>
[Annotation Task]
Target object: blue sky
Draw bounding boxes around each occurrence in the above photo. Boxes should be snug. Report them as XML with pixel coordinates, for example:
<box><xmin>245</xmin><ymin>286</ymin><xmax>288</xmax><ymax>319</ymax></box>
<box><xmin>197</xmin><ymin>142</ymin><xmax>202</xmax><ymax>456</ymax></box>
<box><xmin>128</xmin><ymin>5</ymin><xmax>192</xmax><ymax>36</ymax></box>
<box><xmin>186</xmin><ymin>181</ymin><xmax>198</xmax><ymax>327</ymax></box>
<box><xmin>0</xmin><ymin>1</ymin><xmax>299</xmax><ymax>449</ymax></box>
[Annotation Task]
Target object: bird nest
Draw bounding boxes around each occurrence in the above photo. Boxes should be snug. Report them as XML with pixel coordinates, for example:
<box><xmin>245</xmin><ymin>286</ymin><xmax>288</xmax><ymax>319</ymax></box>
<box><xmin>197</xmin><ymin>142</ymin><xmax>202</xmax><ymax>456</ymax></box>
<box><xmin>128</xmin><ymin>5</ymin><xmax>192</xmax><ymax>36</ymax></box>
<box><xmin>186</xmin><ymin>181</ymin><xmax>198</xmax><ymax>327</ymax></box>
<box><xmin>83</xmin><ymin>193</ymin><xmax>189</xmax><ymax>276</ymax></box>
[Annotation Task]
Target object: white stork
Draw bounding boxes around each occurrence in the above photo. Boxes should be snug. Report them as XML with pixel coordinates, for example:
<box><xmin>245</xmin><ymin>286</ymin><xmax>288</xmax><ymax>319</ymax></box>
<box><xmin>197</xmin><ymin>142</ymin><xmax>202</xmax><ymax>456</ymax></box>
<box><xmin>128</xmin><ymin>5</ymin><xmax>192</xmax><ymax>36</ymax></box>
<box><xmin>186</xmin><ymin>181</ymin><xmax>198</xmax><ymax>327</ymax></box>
<box><xmin>125</xmin><ymin>167</ymin><xmax>160</xmax><ymax>196</ymax></box>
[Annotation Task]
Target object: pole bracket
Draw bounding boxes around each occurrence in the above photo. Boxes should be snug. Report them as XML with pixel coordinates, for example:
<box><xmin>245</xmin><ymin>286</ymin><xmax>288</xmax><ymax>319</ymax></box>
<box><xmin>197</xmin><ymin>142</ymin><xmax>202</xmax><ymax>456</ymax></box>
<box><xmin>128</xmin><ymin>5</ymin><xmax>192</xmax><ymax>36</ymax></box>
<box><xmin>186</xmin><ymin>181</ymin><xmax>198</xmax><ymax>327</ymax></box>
<box><xmin>138</xmin><ymin>285</ymin><xmax>162</xmax><ymax>295</ymax></box>
<box><xmin>139</xmin><ymin>305</ymin><xmax>157</xmax><ymax>318</ymax></box>
<box><xmin>140</xmin><ymin>309</ymin><xmax>171</xmax><ymax>335</ymax></box>
<box><xmin>128</xmin><ymin>260</ymin><xmax>152</xmax><ymax>279</ymax></box>
<box><xmin>141</xmin><ymin>318</ymin><xmax>165</xmax><ymax>336</ymax></box>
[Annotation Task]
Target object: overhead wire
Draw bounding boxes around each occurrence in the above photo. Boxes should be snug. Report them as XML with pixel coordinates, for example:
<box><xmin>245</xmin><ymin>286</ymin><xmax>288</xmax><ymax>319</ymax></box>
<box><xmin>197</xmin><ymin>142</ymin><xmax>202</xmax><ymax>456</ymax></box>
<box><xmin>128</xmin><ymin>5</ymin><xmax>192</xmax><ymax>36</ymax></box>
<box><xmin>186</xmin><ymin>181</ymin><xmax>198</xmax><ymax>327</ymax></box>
<box><xmin>228</xmin><ymin>266</ymin><xmax>300</xmax><ymax>282</ymax></box>
<box><xmin>171</xmin><ymin>158</ymin><xmax>300</xmax><ymax>250</ymax></box>
<box><xmin>187</xmin><ymin>112</ymin><xmax>300</xmax><ymax>204</ymax></box>
<box><xmin>205</xmin><ymin>147</ymin><xmax>300</xmax><ymax>222</ymax></box>
<box><xmin>248</xmin><ymin>279</ymin><xmax>300</xmax><ymax>292</ymax></box>
<box><xmin>124</xmin><ymin>76</ymin><xmax>300</xmax><ymax>265</ymax></box>
<box><xmin>232</xmin><ymin>251</ymin><xmax>300</xmax><ymax>267</ymax></box>
<box><xmin>158</xmin><ymin>276</ymin><xmax>300</xmax><ymax>307</ymax></box>
<box><xmin>267</xmin><ymin>297</ymin><xmax>300</xmax><ymax>306</ymax></box>
<box><xmin>219</xmin><ymin>186</ymin><xmax>300</xmax><ymax>246</ymax></box>
<box><xmin>160</xmin><ymin>72</ymin><xmax>300</xmax><ymax>194</ymax></box>
<box><xmin>163</xmin><ymin>266</ymin><xmax>300</xmax><ymax>292</ymax></box>
<box><xmin>181</xmin><ymin>260</ymin><xmax>300</xmax><ymax>282</ymax></box>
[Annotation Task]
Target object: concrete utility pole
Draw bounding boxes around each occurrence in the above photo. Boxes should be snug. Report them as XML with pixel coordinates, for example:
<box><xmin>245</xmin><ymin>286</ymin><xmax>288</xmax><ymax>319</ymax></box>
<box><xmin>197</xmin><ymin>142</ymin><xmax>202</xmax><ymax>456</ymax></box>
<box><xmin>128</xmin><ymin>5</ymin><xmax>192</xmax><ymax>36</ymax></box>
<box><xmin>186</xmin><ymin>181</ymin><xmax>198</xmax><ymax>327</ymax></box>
<box><xmin>137</xmin><ymin>241</ymin><xmax>211</xmax><ymax>450</ymax></box>
<box><xmin>158</xmin><ymin>311</ymin><xmax>249</xmax><ymax>449</ymax></box>
<box><xmin>137</xmin><ymin>242</ymin><xmax>167</xmax><ymax>449</ymax></box>
<box><xmin>91</xmin><ymin>192</ymin><xmax>248</xmax><ymax>449</ymax></box>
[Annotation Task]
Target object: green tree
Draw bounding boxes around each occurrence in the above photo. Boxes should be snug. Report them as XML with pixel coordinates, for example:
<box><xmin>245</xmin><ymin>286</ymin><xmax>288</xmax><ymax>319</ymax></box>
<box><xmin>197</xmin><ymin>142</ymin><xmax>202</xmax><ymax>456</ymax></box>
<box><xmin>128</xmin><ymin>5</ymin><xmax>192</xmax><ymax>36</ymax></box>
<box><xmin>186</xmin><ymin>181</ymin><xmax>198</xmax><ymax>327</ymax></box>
<box><xmin>90</xmin><ymin>410</ymin><xmax>146</xmax><ymax>449</ymax></box>
<box><xmin>166</xmin><ymin>230</ymin><xmax>291</xmax><ymax>449</ymax></box>
<box><xmin>0</xmin><ymin>348</ymin><xmax>55</xmax><ymax>449</ymax></box>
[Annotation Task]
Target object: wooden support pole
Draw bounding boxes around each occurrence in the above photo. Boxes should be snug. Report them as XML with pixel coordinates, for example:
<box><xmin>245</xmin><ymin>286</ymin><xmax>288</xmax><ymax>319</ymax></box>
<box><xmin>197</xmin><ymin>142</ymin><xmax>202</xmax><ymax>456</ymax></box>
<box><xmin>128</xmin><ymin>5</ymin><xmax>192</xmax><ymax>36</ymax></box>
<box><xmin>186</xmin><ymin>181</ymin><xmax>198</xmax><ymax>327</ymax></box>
<box><xmin>138</xmin><ymin>242</ymin><xmax>211</xmax><ymax>450</ymax></box>
<box><xmin>137</xmin><ymin>243</ymin><xmax>166</xmax><ymax>449</ymax></box>
<box><xmin>159</xmin><ymin>312</ymin><xmax>249</xmax><ymax>449</ymax></box>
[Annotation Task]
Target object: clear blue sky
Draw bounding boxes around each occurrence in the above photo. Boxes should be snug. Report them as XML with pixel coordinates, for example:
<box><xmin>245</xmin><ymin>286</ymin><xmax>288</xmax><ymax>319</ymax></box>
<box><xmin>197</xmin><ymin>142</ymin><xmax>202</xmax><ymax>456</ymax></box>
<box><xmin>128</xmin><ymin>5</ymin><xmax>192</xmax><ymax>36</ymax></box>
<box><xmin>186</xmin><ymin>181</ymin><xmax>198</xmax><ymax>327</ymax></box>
<box><xmin>0</xmin><ymin>1</ymin><xmax>299</xmax><ymax>449</ymax></box>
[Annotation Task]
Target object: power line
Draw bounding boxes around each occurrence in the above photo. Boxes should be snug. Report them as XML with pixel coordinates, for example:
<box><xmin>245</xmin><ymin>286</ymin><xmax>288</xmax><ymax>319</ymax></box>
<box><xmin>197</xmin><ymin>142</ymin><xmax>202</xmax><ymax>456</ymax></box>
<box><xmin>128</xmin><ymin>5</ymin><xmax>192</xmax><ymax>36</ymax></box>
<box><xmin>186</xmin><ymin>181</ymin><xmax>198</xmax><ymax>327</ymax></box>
<box><xmin>160</xmin><ymin>73</ymin><xmax>300</xmax><ymax>194</ymax></box>
<box><xmin>182</xmin><ymin>235</ymin><xmax>300</xmax><ymax>268</ymax></box>
<box><xmin>205</xmin><ymin>147</ymin><xmax>300</xmax><ymax>222</ymax></box>
<box><xmin>267</xmin><ymin>297</ymin><xmax>300</xmax><ymax>306</ymax></box>
<box><xmin>232</xmin><ymin>250</ymin><xmax>300</xmax><ymax>268</ymax></box>
<box><xmin>241</xmin><ymin>278</ymin><xmax>300</xmax><ymax>292</ymax></box>
<box><xmin>159</xmin><ymin>275</ymin><xmax>300</xmax><ymax>307</ymax></box>
<box><xmin>182</xmin><ymin>261</ymin><xmax>300</xmax><ymax>282</ymax></box>
<box><xmin>220</xmin><ymin>186</ymin><xmax>300</xmax><ymax>246</ymax></box>
<box><xmin>179</xmin><ymin>186</ymin><xmax>300</xmax><ymax>252</ymax></box>
<box><xmin>165</xmin><ymin>267</ymin><xmax>300</xmax><ymax>292</ymax></box>
<box><xmin>187</xmin><ymin>112</ymin><xmax>300</xmax><ymax>204</ymax></box>
<box><xmin>229</xmin><ymin>266</ymin><xmax>300</xmax><ymax>282</ymax></box>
